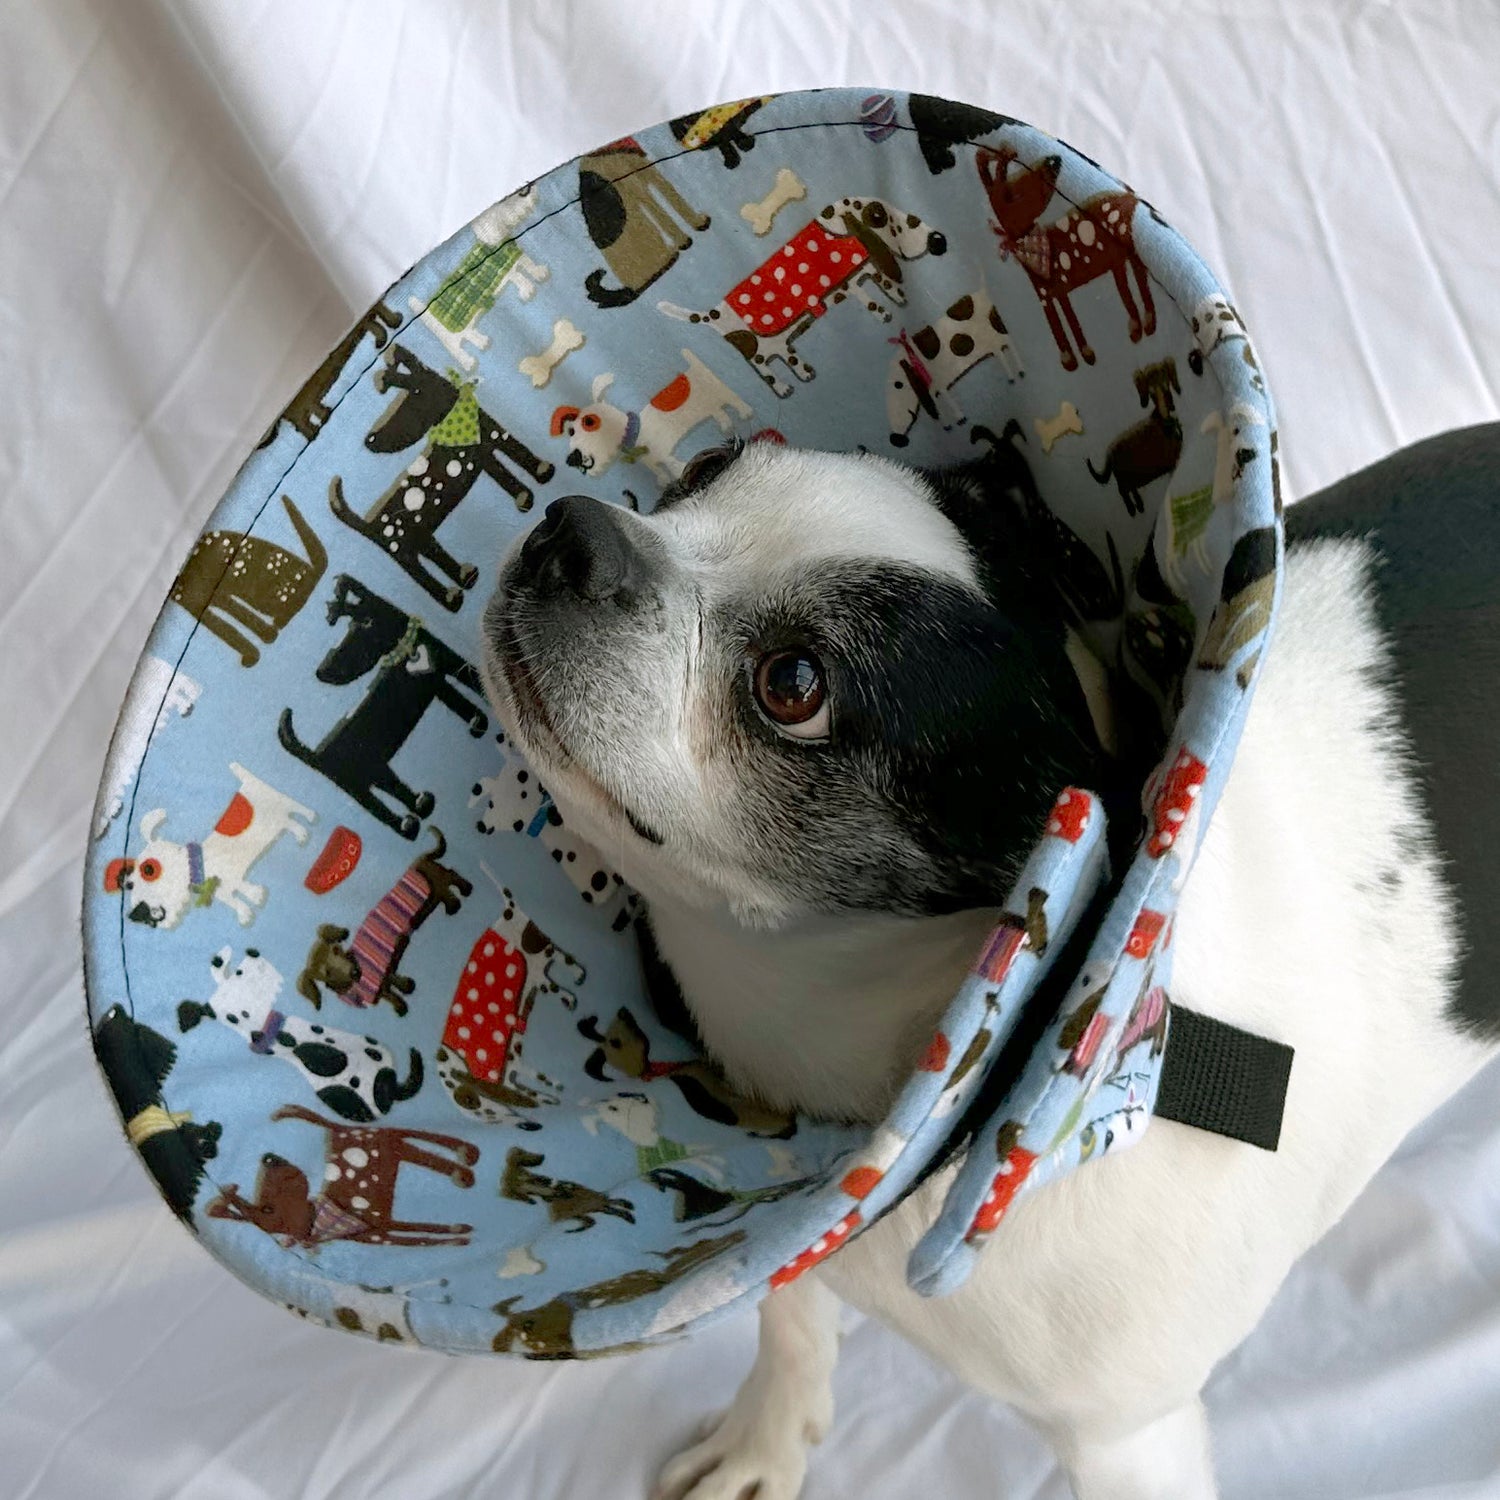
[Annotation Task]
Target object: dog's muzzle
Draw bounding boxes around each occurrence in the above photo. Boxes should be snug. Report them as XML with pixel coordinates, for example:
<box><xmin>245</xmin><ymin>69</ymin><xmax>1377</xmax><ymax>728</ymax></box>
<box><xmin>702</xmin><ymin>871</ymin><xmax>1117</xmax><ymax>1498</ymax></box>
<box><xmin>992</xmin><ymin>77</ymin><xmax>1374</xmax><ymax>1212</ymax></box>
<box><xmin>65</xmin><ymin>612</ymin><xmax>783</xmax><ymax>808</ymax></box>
<box><xmin>129</xmin><ymin>901</ymin><xmax>164</xmax><ymax>927</ymax></box>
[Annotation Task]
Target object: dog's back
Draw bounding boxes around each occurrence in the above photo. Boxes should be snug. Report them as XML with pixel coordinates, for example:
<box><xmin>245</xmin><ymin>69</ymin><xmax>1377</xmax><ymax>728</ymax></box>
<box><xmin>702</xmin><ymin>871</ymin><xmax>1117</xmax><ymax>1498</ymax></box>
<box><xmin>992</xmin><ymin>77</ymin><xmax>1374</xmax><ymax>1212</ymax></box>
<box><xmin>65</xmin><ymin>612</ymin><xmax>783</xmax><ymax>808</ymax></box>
<box><xmin>1284</xmin><ymin>422</ymin><xmax>1500</xmax><ymax>1039</ymax></box>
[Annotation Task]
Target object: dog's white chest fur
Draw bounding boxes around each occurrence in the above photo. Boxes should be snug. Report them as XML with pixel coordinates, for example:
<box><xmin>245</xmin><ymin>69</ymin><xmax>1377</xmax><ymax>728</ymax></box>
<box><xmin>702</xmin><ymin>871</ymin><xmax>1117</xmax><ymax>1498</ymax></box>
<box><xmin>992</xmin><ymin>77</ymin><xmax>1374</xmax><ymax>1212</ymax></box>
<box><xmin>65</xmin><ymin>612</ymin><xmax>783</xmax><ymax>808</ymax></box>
<box><xmin>651</xmin><ymin>538</ymin><xmax>1494</xmax><ymax>1497</ymax></box>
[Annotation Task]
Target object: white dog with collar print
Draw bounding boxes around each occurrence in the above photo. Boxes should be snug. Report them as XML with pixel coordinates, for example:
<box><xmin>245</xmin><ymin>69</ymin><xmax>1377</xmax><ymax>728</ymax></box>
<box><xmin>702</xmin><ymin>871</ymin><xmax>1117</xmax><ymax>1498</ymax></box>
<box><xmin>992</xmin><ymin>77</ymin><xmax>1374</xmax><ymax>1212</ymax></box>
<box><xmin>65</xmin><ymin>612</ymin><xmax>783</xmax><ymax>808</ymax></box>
<box><xmin>480</xmin><ymin>432</ymin><xmax>1499</xmax><ymax>1500</ymax></box>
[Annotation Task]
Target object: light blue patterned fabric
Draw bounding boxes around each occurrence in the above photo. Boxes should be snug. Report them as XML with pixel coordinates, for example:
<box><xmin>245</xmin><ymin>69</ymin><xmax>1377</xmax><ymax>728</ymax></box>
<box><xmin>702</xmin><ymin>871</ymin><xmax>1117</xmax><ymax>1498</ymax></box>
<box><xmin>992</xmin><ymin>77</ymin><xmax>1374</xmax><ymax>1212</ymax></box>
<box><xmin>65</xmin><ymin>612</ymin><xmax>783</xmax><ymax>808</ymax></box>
<box><xmin>82</xmin><ymin>89</ymin><xmax>1280</xmax><ymax>1358</ymax></box>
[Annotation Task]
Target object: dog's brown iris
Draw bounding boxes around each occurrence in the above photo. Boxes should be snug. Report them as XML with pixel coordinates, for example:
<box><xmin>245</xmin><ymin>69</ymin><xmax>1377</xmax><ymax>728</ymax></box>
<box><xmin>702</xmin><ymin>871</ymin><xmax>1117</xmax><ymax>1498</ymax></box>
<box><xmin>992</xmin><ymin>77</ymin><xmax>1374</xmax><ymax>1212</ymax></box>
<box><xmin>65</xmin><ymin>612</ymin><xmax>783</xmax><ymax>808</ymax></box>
<box><xmin>755</xmin><ymin>649</ymin><xmax>826</xmax><ymax>728</ymax></box>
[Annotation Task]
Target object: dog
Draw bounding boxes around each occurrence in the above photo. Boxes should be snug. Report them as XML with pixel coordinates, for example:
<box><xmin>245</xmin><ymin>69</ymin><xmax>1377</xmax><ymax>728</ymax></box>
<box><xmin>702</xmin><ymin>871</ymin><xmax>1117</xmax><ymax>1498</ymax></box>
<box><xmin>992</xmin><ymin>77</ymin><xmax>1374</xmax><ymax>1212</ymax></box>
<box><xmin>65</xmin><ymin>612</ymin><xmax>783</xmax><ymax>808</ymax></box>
<box><xmin>410</xmin><ymin>185</ymin><xmax>546</xmax><ymax>370</ymax></box>
<box><xmin>176</xmin><ymin>947</ymin><xmax>424</xmax><ymax>1122</ymax></box>
<box><xmin>907</xmin><ymin>94</ymin><xmax>1020</xmax><ymax>175</ymax></box>
<box><xmin>659</xmin><ymin>197</ymin><xmax>948</xmax><ymax>397</ymax></box>
<box><xmin>294</xmin><ymin>826</ymin><xmax>471</xmax><ymax>1016</ymax></box>
<box><xmin>479</xmin><ymin>428</ymin><xmax>1500</xmax><ymax>1499</ymax></box>
<box><xmin>278</xmin><ymin>574</ymin><xmax>488</xmax><ymax>838</ymax></box>
<box><xmin>329</xmin><ymin>343</ymin><xmax>555</xmax><ymax>610</ymax></box>
<box><xmin>668</xmin><ymin>98</ymin><xmax>771</xmax><ymax>169</ymax></box>
<box><xmin>576</xmin><ymin>1007</ymin><xmax>798</xmax><ymax>1140</ymax></box>
<box><xmin>886</xmin><ymin>286</ymin><xmax>1023</xmax><ymax>446</ymax></box>
<box><xmin>206</xmin><ymin>1104</ymin><xmax>478</xmax><ymax>1249</ymax></box>
<box><xmin>104</xmin><ymin>761</ymin><xmax>315</xmax><ymax>929</ymax></box>
<box><xmin>168</xmin><ymin>493</ymin><xmax>328</xmax><ymax>667</ymax></box>
<box><xmin>579</xmin><ymin>138</ymin><xmax>710</xmax><ymax>309</ymax></box>
<box><xmin>550</xmin><ymin>350</ymin><xmax>754</xmax><ymax>483</ymax></box>
<box><xmin>469</xmin><ymin>734</ymin><xmax>635</xmax><ymax>929</ymax></box>
<box><xmin>979</xmin><ymin>144</ymin><xmax>1156</xmax><ymax>371</ymax></box>
<box><xmin>435</xmin><ymin>884</ymin><xmax>583</xmax><ymax>1127</ymax></box>
<box><xmin>92</xmin><ymin>1005</ymin><xmax>222</xmax><ymax>1219</ymax></box>
<box><xmin>492</xmin><ymin>1232</ymin><xmax>746</xmax><ymax>1359</ymax></box>
<box><xmin>500</xmin><ymin>1146</ymin><xmax>638</xmax><ymax>1233</ymax></box>
<box><xmin>258</xmin><ymin>297</ymin><xmax>402</xmax><ymax>446</ymax></box>
<box><xmin>1186</xmin><ymin>292</ymin><xmax>1264</xmax><ymax>390</ymax></box>
<box><xmin>93</xmin><ymin>655</ymin><xmax>200</xmax><ymax>839</ymax></box>
<box><xmin>1087</xmin><ymin>357</ymin><xmax>1184</xmax><ymax>516</ymax></box>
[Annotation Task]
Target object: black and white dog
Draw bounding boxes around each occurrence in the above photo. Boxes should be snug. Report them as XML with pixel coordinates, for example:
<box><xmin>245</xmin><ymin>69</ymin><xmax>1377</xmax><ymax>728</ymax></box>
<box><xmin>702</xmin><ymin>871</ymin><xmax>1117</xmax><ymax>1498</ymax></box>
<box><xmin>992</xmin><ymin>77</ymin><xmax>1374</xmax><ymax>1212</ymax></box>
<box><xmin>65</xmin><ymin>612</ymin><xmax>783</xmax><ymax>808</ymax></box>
<box><xmin>481</xmin><ymin>427</ymin><xmax>1499</xmax><ymax>1500</ymax></box>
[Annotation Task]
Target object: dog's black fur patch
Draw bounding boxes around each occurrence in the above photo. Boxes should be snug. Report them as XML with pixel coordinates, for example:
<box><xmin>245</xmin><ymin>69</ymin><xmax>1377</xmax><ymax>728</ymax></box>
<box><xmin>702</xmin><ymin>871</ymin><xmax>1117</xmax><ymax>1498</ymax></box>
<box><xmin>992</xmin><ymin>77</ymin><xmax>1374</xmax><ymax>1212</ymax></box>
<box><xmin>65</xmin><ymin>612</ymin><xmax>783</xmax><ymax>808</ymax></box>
<box><xmin>1285</xmin><ymin>422</ymin><xmax>1500</xmax><ymax>1037</ymax></box>
<box><xmin>735</xmin><ymin>553</ymin><xmax>1110</xmax><ymax>917</ymax></box>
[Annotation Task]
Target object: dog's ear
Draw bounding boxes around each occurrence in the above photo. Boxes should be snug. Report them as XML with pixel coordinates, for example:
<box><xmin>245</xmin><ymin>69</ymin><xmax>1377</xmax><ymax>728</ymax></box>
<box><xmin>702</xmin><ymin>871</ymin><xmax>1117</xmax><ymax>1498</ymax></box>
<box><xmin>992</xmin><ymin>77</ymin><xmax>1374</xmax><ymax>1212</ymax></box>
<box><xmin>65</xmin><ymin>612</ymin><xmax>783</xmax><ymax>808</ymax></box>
<box><xmin>841</xmin><ymin>208</ymin><xmax>901</xmax><ymax>284</ymax></box>
<box><xmin>318</xmin><ymin>923</ymin><xmax>349</xmax><ymax>943</ymax></box>
<box><xmin>140</xmin><ymin>809</ymin><xmax>167</xmax><ymax>843</ymax></box>
<box><xmin>591</xmin><ymin>371</ymin><xmax>615</xmax><ymax>403</ymax></box>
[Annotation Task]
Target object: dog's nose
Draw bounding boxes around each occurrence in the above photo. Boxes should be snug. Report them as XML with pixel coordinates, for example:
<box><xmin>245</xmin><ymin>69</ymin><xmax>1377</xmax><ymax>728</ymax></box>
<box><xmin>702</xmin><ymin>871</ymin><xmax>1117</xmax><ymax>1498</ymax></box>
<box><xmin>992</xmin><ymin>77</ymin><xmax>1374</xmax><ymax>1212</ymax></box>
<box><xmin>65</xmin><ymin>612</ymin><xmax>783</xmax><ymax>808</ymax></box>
<box><xmin>519</xmin><ymin>496</ymin><xmax>638</xmax><ymax>603</ymax></box>
<box><xmin>128</xmin><ymin>901</ymin><xmax>159</xmax><ymax>927</ymax></box>
<box><xmin>927</xmin><ymin>230</ymin><xmax>948</xmax><ymax>256</ymax></box>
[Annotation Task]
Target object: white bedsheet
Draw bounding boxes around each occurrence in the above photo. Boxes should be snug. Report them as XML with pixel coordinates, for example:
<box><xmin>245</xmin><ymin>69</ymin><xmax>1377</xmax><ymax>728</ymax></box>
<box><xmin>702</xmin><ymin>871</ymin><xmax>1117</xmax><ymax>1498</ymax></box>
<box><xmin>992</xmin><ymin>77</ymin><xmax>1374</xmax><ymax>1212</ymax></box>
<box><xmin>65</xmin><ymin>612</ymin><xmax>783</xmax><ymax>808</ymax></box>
<box><xmin>3</xmin><ymin>3</ymin><xmax>1498</xmax><ymax>1496</ymax></box>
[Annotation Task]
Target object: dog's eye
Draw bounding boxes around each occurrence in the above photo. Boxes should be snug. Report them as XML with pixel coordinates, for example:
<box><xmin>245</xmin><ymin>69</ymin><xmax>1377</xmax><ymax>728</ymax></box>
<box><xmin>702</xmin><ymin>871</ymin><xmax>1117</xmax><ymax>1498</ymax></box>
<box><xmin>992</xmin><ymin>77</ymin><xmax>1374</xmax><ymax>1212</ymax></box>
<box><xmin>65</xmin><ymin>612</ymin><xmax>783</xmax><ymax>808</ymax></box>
<box><xmin>139</xmin><ymin>859</ymin><xmax>161</xmax><ymax>882</ymax></box>
<box><xmin>679</xmin><ymin>440</ymin><xmax>742</xmax><ymax>492</ymax></box>
<box><xmin>753</xmin><ymin>649</ymin><xmax>829</xmax><ymax>740</ymax></box>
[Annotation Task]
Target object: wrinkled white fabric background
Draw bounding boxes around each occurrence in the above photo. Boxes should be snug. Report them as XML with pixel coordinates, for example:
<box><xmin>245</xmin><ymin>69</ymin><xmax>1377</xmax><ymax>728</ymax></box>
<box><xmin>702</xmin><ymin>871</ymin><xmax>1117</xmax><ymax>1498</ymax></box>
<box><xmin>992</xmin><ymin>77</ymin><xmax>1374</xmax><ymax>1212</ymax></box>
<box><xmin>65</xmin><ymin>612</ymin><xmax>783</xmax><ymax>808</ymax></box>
<box><xmin>3</xmin><ymin>3</ymin><xmax>1498</xmax><ymax>1496</ymax></box>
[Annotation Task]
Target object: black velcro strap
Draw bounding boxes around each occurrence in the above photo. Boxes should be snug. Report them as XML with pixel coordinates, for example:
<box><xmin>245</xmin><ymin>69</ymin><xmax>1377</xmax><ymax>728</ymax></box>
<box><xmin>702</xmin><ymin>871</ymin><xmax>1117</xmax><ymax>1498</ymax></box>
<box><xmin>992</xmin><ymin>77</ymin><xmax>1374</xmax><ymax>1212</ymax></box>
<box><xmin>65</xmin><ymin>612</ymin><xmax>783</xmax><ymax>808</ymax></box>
<box><xmin>1155</xmin><ymin>1004</ymin><xmax>1293</xmax><ymax>1151</ymax></box>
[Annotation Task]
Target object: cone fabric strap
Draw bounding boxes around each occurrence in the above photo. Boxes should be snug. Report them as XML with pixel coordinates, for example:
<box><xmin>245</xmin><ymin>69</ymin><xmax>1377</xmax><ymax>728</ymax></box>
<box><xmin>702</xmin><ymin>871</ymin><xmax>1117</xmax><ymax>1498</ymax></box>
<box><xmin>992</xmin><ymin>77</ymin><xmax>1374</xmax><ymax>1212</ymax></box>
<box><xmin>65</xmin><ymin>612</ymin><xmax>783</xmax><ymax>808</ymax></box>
<box><xmin>1155</xmin><ymin>1006</ymin><xmax>1294</xmax><ymax>1152</ymax></box>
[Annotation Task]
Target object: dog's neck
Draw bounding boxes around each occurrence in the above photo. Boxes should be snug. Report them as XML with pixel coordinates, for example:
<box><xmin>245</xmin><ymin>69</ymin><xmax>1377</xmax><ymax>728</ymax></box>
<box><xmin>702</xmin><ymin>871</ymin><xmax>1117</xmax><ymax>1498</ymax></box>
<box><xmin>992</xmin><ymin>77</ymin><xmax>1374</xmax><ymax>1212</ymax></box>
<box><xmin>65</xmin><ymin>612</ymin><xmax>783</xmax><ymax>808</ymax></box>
<box><xmin>640</xmin><ymin>637</ymin><xmax>1116</xmax><ymax>1126</ymax></box>
<box><xmin>645</xmin><ymin>895</ymin><xmax>999</xmax><ymax>1124</ymax></box>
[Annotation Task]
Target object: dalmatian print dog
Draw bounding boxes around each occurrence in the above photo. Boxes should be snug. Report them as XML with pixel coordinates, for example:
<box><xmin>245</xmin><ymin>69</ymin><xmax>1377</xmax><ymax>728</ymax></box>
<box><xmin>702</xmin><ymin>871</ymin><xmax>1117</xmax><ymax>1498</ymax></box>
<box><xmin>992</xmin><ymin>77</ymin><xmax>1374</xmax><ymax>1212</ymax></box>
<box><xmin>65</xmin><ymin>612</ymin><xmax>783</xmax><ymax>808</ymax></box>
<box><xmin>435</xmin><ymin>885</ymin><xmax>585</xmax><ymax>1128</ymax></box>
<box><xmin>176</xmin><ymin>948</ymin><xmax>424</xmax><ymax>1123</ymax></box>
<box><xmin>886</xmin><ymin>285</ymin><xmax>1024</xmax><ymax>446</ymax></box>
<box><xmin>469</xmin><ymin>739</ymin><xmax>634</xmax><ymax>929</ymax></box>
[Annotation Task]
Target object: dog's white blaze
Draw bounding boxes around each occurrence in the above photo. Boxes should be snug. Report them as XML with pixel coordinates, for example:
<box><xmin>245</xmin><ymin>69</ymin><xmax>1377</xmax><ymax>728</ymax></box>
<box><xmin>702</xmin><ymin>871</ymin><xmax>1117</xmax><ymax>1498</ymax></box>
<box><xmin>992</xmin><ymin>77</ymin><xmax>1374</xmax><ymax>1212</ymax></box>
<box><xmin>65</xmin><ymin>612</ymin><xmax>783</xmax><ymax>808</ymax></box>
<box><xmin>660</xmin><ymin>445</ymin><xmax>981</xmax><ymax>592</ymax></box>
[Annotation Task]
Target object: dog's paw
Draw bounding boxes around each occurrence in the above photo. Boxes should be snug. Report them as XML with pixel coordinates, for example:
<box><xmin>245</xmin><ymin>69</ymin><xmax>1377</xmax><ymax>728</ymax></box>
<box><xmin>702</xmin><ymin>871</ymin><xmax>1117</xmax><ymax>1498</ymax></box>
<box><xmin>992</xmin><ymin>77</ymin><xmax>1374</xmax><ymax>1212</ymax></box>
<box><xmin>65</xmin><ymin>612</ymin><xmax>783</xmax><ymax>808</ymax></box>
<box><xmin>651</xmin><ymin>1398</ymin><xmax>827</xmax><ymax>1500</ymax></box>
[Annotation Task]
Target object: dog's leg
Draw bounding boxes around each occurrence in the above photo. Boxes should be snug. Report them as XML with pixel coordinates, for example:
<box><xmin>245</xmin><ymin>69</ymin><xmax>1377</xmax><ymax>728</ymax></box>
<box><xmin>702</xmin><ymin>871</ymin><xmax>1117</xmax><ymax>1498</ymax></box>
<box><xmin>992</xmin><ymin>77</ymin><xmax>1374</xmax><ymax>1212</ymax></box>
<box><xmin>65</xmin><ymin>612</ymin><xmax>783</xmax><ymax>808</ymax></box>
<box><xmin>196</xmin><ymin>609</ymin><xmax>267</xmax><ymax>668</ymax></box>
<box><xmin>433</xmin><ymin>674</ymin><xmax>488</xmax><ymax>734</ymax></box>
<box><xmin>653</xmin><ymin>1275</ymin><xmax>839</xmax><ymax>1500</ymax></box>
<box><xmin>419</xmin><ymin>528</ymin><xmax>479</xmax><ymax>596</ymax></box>
<box><xmin>1042</xmin><ymin>1397</ymin><xmax>1216</xmax><ymax>1500</ymax></box>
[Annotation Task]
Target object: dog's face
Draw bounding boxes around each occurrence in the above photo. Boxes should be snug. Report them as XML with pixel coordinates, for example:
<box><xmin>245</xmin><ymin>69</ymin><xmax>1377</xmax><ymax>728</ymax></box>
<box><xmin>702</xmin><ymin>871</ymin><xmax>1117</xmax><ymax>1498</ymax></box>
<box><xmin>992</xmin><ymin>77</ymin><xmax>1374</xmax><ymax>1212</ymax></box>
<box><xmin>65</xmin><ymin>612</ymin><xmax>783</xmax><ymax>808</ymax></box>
<box><xmin>113</xmin><ymin>815</ymin><xmax>193</xmax><ymax>929</ymax></box>
<box><xmin>209</xmin><ymin>946</ymin><xmax>282</xmax><ymax>1009</ymax></box>
<box><xmin>482</xmin><ymin>441</ymin><xmax>1104</xmax><ymax>927</ymax></box>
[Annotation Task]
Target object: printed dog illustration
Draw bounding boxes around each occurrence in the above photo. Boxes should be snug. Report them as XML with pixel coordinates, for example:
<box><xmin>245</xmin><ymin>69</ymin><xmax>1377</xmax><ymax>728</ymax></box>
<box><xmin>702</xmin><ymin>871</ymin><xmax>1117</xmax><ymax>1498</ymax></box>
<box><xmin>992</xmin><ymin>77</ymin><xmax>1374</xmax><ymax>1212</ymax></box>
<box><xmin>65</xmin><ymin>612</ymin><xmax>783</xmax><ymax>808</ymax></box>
<box><xmin>258</xmin><ymin>297</ymin><xmax>402</xmax><ymax>446</ymax></box>
<box><xmin>1158</xmin><ymin>402</ymin><xmax>1268</xmax><ymax>592</ymax></box>
<box><xmin>470</xmin><ymin>741</ymin><xmax>634</xmax><ymax>929</ymax></box>
<box><xmin>435</xmin><ymin>884</ymin><xmax>584</xmax><ymax>1127</ymax></box>
<box><xmin>104</xmin><ymin>762</ymin><xmax>315</xmax><ymax>929</ymax></box>
<box><xmin>409</xmin><ymin>185</ymin><xmax>546</xmax><ymax>371</ymax></box>
<box><xmin>500</xmin><ymin>1146</ymin><xmax>637</xmax><ymax>1233</ymax></box>
<box><xmin>93</xmin><ymin>656</ymin><xmax>200</xmax><ymax>839</ymax></box>
<box><xmin>492</xmin><ymin>1231</ymin><xmax>746</xmax><ymax>1357</ymax></box>
<box><xmin>660</xmin><ymin>196</ymin><xmax>948</xmax><ymax>397</ymax></box>
<box><xmin>295</xmin><ymin>827</ymin><xmax>471</xmax><ymax>1016</ymax></box>
<box><xmin>1187</xmin><ymin>292</ymin><xmax>1264</xmax><ymax>390</ymax></box>
<box><xmin>908</xmin><ymin>94</ymin><xmax>1020</xmax><ymax>174</ymax></box>
<box><xmin>206</xmin><ymin>1104</ymin><xmax>478</xmax><ymax>1249</ymax></box>
<box><xmin>550</xmin><ymin>350</ymin><xmax>753</xmax><ymax>481</ymax></box>
<box><xmin>286</xmin><ymin>1278</ymin><xmax>451</xmax><ymax>1346</ymax></box>
<box><xmin>168</xmin><ymin>494</ymin><xmax>328</xmax><ymax>668</ymax></box>
<box><xmin>177</xmin><ymin>947</ymin><xmax>424</xmax><ymax>1122</ymax></box>
<box><xmin>1197</xmin><ymin>524</ymin><xmax>1278</xmax><ymax>684</ymax></box>
<box><xmin>278</xmin><ymin>575</ymin><xmax>488</xmax><ymax>838</ymax></box>
<box><xmin>579</xmin><ymin>137</ymin><xmax>710</xmax><ymax>308</ymax></box>
<box><xmin>978</xmin><ymin>145</ymin><xmax>1155</xmax><ymax>370</ymax></box>
<box><xmin>92</xmin><ymin>1005</ymin><xmax>222</xmax><ymax>1219</ymax></box>
<box><xmin>668</xmin><ymin>97</ymin><xmax>771</xmax><ymax>168</ymax></box>
<box><xmin>578</xmin><ymin>1007</ymin><xmax>798</xmax><ymax>1138</ymax></box>
<box><xmin>329</xmin><ymin>343</ymin><xmax>555</xmax><ymax>610</ymax></box>
<box><xmin>1087</xmin><ymin>358</ymin><xmax>1183</xmax><ymax>517</ymax></box>
<box><xmin>886</xmin><ymin>286</ymin><xmax>1023</xmax><ymax>446</ymax></box>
